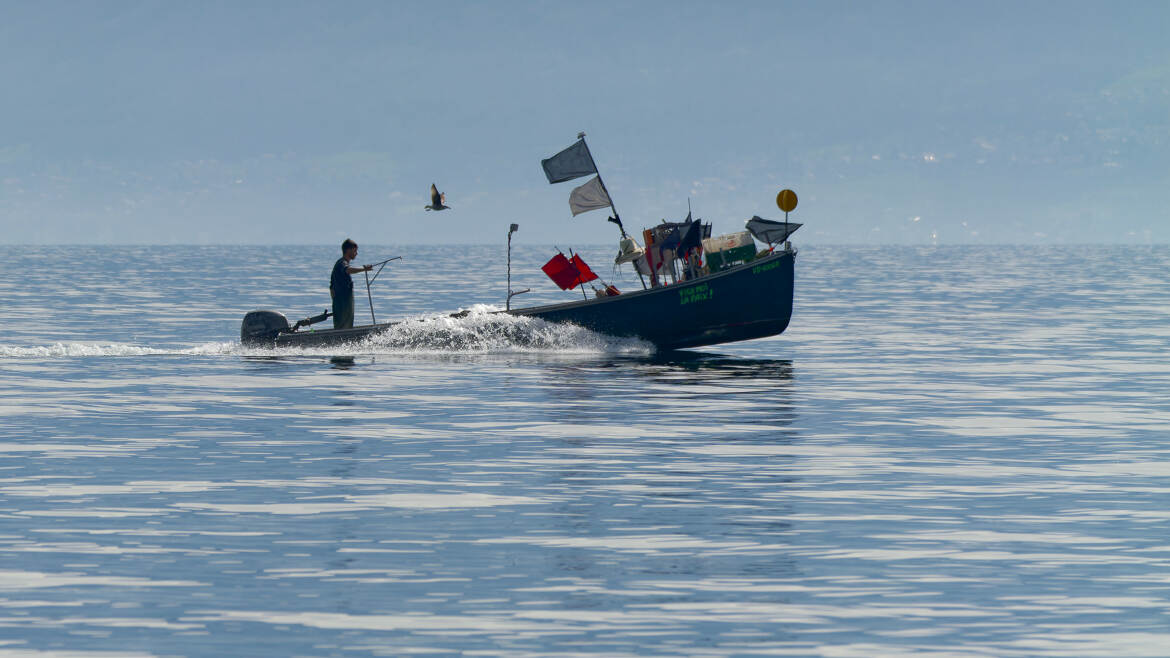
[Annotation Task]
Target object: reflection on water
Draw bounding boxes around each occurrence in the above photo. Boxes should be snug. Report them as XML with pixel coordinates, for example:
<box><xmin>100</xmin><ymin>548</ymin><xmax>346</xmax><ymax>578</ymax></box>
<box><xmin>328</xmin><ymin>355</ymin><xmax>358</xmax><ymax>369</ymax></box>
<box><xmin>1</xmin><ymin>245</ymin><xmax>1168</xmax><ymax>655</ymax></box>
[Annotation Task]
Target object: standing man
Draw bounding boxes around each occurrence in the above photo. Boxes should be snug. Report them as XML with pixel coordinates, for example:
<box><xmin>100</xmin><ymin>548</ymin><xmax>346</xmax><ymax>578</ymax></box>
<box><xmin>330</xmin><ymin>239</ymin><xmax>372</xmax><ymax>329</ymax></box>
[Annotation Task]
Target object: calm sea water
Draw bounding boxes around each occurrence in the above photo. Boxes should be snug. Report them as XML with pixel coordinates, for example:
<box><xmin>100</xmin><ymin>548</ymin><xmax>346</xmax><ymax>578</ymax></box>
<box><xmin>1</xmin><ymin>244</ymin><xmax>1168</xmax><ymax>656</ymax></box>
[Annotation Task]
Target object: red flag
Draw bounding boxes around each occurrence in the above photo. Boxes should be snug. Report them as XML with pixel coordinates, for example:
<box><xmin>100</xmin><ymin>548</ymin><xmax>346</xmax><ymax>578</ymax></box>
<box><xmin>569</xmin><ymin>254</ymin><xmax>598</xmax><ymax>285</ymax></box>
<box><xmin>542</xmin><ymin>253</ymin><xmax>580</xmax><ymax>290</ymax></box>
<box><xmin>542</xmin><ymin>253</ymin><xmax>600</xmax><ymax>290</ymax></box>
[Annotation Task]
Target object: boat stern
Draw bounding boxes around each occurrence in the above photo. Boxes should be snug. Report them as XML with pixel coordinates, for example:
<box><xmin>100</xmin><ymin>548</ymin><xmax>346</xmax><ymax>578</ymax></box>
<box><xmin>241</xmin><ymin>310</ymin><xmax>290</xmax><ymax>346</ymax></box>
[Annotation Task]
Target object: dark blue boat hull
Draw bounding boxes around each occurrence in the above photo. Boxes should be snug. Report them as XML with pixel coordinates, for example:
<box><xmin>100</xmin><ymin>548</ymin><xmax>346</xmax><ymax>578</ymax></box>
<box><xmin>244</xmin><ymin>249</ymin><xmax>795</xmax><ymax>350</ymax></box>
<box><xmin>508</xmin><ymin>249</ymin><xmax>795</xmax><ymax>350</ymax></box>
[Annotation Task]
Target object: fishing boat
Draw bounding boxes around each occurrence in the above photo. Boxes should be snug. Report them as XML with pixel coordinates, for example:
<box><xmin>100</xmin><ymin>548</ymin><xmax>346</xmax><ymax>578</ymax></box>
<box><xmin>240</xmin><ymin>134</ymin><xmax>801</xmax><ymax>350</ymax></box>
<box><xmin>508</xmin><ymin>249</ymin><xmax>794</xmax><ymax>350</ymax></box>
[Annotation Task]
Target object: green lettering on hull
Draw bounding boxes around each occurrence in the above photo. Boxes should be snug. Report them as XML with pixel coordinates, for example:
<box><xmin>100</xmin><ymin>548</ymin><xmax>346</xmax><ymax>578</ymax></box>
<box><xmin>679</xmin><ymin>283</ymin><xmax>713</xmax><ymax>306</ymax></box>
<box><xmin>753</xmin><ymin>260</ymin><xmax>781</xmax><ymax>275</ymax></box>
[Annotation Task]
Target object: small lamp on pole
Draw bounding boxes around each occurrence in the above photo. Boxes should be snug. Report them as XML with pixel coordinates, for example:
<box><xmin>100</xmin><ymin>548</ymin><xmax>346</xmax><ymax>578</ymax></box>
<box><xmin>506</xmin><ymin>223</ymin><xmax>529</xmax><ymax>311</ymax></box>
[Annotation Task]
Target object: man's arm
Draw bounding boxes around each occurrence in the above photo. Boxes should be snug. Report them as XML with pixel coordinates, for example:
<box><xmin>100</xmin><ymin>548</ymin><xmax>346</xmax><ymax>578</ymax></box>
<box><xmin>346</xmin><ymin>264</ymin><xmax>372</xmax><ymax>273</ymax></box>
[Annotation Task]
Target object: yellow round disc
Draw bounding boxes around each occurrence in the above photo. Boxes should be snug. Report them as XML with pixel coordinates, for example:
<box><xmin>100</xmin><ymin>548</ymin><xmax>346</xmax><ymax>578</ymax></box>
<box><xmin>776</xmin><ymin>189</ymin><xmax>798</xmax><ymax>213</ymax></box>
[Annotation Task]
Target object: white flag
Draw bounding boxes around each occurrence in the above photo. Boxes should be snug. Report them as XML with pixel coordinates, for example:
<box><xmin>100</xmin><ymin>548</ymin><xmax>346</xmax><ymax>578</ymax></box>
<box><xmin>568</xmin><ymin>176</ymin><xmax>612</xmax><ymax>216</ymax></box>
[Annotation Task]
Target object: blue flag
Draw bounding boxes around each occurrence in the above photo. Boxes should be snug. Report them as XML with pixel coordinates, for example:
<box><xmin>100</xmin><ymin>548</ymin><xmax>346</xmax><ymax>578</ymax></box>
<box><xmin>541</xmin><ymin>140</ymin><xmax>597</xmax><ymax>184</ymax></box>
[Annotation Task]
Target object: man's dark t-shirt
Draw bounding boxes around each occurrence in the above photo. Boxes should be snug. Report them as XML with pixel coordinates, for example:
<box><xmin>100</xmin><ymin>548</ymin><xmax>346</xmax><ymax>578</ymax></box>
<box><xmin>331</xmin><ymin>258</ymin><xmax>353</xmax><ymax>300</ymax></box>
<box><xmin>331</xmin><ymin>257</ymin><xmax>356</xmax><ymax>329</ymax></box>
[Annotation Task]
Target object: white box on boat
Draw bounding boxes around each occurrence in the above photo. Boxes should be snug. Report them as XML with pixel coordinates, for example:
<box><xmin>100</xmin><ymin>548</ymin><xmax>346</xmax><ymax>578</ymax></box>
<box><xmin>702</xmin><ymin>231</ymin><xmax>754</xmax><ymax>253</ymax></box>
<box><xmin>703</xmin><ymin>231</ymin><xmax>757</xmax><ymax>271</ymax></box>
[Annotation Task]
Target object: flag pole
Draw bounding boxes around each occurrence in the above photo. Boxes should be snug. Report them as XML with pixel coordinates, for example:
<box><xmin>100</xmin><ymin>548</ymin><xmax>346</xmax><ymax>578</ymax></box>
<box><xmin>568</xmin><ymin>248</ymin><xmax>588</xmax><ymax>300</ymax></box>
<box><xmin>578</xmin><ymin>132</ymin><xmax>626</xmax><ymax>238</ymax></box>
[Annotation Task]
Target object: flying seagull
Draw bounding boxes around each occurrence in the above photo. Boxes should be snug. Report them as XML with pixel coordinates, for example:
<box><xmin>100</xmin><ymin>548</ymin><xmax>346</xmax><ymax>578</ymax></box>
<box><xmin>424</xmin><ymin>183</ymin><xmax>450</xmax><ymax>211</ymax></box>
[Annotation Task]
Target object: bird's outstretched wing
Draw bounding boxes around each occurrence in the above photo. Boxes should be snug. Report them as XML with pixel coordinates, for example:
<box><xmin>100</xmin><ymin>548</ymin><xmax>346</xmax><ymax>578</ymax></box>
<box><xmin>425</xmin><ymin>183</ymin><xmax>450</xmax><ymax>210</ymax></box>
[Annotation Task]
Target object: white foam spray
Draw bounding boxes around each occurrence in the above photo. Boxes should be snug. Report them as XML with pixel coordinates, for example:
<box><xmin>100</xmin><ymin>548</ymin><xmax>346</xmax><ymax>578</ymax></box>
<box><xmin>0</xmin><ymin>307</ymin><xmax>653</xmax><ymax>359</ymax></box>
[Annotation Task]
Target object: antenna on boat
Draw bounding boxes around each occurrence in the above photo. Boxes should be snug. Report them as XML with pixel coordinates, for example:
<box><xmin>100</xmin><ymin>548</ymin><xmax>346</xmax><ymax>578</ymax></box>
<box><xmin>506</xmin><ymin>223</ymin><xmax>529</xmax><ymax>311</ymax></box>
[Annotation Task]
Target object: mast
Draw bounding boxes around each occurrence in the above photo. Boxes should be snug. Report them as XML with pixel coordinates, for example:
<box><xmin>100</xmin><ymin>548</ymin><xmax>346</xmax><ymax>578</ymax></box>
<box><xmin>578</xmin><ymin>132</ymin><xmax>626</xmax><ymax>238</ymax></box>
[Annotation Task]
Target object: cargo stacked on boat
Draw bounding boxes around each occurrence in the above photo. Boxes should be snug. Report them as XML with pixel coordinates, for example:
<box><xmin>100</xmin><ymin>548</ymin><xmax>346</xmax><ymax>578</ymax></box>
<box><xmin>702</xmin><ymin>231</ymin><xmax>757</xmax><ymax>272</ymax></box>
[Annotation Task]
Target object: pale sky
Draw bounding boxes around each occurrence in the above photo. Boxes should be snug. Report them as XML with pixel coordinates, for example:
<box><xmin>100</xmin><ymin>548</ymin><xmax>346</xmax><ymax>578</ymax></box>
<box><xmin>2</xmin><ymin>1</ymin><xmax>1167</xmax><ymax>245</ymax></box>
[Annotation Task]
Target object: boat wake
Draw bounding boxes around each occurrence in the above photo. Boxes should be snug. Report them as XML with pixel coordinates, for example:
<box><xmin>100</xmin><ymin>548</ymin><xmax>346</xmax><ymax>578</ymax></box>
<box><xmin>357</xmin><ymin>305</ymin><xmax>650</xmax><ymax>354</ymax></box>
<box><xmin>0</xmin><ymin>341</ymin><xmax>238</xmax><ymax>358</ymax></box>
<box><xmin>0</xmin><ymin>307</ymin><xmax>653</xmax><ymax>359</ymax></box>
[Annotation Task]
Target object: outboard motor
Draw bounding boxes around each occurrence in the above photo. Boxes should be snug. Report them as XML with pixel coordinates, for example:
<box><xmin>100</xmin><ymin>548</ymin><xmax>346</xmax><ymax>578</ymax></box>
<box><xmin>241</xmin><ymin>310</ymin><xmax>290</xmax><ymax>346</ymax></box>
